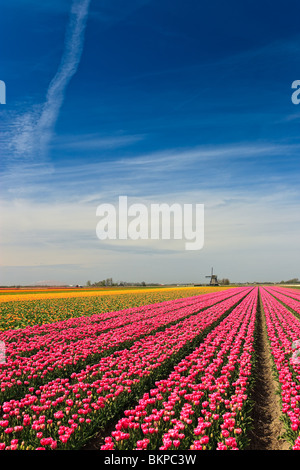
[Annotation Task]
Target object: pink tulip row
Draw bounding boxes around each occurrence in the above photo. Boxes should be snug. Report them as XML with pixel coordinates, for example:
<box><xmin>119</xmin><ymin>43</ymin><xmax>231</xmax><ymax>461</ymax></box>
<box><xmin>0</xmin><ymin>288</ymin><xmax>247</xmax><ymax>402</ymax></box>
<box><xmin>262</xmin><ymin>286</ymin><xmax>300</xmax><ymax>318</ymax></box>
<box><xmin>1</xmin><ymin>287</ymin><xmax>241</xmax><ymax>350</ymax></box>
<box><xmin>0</xmin><ymin>288</ymin><xmax>252</xmax><ymax>450</ymax></box>
<box><xmin>100</xmin><ymin>287</ymin><xmax>258</xmax><ymax>450</ymax></box>
<box><xmin>260</xmin><ymin>287</ymin><xmax>300</xmax><ymax>450</ymax></box>
<box><xmin>268</xmin><ymin>286</ymin><xmax>300</xmax><ymax>300</ymax></box>
<box><xmin>0</xmin><ymin>291</ymin><xmax>219</xmax><ymax>343</ymax></box>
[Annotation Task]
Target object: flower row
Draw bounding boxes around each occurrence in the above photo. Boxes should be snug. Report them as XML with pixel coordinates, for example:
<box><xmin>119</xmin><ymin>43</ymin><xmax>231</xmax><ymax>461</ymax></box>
<box><xmin>263</xmin><ymin>286</ymin><xmax>300</xmax><ymax>318</ymax></box>
<box><xmin>100</xmin><ymin>287</ymin><xmax>258</xmax><ymax>450</ymax></box>
<box><xmin>0</xmin><ymin>288</ymin><xmax>252</xmax><ymax>450</ymax></box>
<box><xmin>260</xmin><ymin>287</ymin><xmax>300</xmax><ymax>450</ymax></box>
<box><xmin>0</xmin><ymin>288</ymin><xmax>246</xmax><ymax>401</ymax></box>
<box><xmin>0</xmin><ymin>287</ymin><xmax>229</xmax><ymax>331</ymax></box>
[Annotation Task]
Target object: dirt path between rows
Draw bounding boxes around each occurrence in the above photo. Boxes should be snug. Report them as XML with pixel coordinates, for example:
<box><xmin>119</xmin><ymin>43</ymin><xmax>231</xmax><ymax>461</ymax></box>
<box><xmin>247</xmin><ymin>294</ymin><xmax>290</xmax><ymax>450</ymax></box>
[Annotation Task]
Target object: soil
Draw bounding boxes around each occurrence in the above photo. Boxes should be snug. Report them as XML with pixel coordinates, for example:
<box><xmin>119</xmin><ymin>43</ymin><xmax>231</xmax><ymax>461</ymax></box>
<box><xmin>247</xmin><ymin>295</ymin><xmax>290</xmax><ymax>450</ymax></box>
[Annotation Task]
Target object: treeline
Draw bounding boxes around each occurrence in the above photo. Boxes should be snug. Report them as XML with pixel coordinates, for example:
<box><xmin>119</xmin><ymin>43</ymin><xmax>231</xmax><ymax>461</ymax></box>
<box><xmin>218</xmin><ymin>278</ymin><xmax>230</xmax><ymax>285</ymax></box>
<box><xmin>279</xmin><ymin>278</ymin><xmax>300</xmax><ymax>284</ymax></box>
<box><xmin>86</xmin><ymin>279</ymin><xmax>161</xmax><ymax>287</ymax></box>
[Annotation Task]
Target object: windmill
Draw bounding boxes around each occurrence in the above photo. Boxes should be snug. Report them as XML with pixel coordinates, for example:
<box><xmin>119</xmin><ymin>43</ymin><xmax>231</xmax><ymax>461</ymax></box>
<box><xmin>206</xmin><ymin>267</ymin><xmax>219</xmax><ymax>286</ymax></box>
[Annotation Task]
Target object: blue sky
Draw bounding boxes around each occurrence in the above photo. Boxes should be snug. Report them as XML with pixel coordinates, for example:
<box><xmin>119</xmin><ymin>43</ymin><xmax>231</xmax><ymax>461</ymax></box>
<box><xmin>1</xmin><ymin>0</ymin><xmax>300</xmax><ymax>285</ymax></box>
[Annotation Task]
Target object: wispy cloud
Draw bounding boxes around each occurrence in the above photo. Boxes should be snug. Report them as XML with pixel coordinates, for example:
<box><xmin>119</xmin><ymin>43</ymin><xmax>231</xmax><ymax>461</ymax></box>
<box><xmin>52</xmin><ymin>132</ymin><xmax>144</xmax><ymax>151</ymax></box>
<box><xmin>1</xmin><ymin>183</ymin><xmax>299</xmax><ymax>284</ymax></box>
<box><xmin>2</xmin><ymin>140</ymin><xmax>300</xmax><ymax>202</ymax></box>
<box><xmin>8</xmin><ymin>0</ymin><xmax>91</xmax><ymax>162</ymax></box>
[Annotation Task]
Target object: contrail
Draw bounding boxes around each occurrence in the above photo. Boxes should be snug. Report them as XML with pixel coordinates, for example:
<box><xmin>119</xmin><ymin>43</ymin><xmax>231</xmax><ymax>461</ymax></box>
<box><xmin>37</xmin><ymin>0</ymin><xmax>91</xmax><ymax>156</ymax></box>
<box><xmin>13</xmin><ymin>0</ymin><xmax>91</xmax><ymax>160</ymax></box>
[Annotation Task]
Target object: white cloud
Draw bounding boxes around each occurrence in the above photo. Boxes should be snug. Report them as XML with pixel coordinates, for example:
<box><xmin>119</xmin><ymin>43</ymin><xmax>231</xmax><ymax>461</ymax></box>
<box><xmin>1</xmin><ymin>181</ymin><xmax>299</xmax><ymax>282</ymax></box>
<box><xmin>8</xmin><ymin>0</ymin><xmax>91</xmax><ymax>162</ymax></box>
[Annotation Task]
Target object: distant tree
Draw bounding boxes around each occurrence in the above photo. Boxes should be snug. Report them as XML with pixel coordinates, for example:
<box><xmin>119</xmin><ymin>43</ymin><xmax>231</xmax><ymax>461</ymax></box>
<box><xmin>219</xmin><ymin>278</ymin><xmax>230</xmax><ymax>285</ymax></box>
<box><xmin>286</xmin><ymin>278</ymin><xmax>299</xmax><ymax>284</ymax></box>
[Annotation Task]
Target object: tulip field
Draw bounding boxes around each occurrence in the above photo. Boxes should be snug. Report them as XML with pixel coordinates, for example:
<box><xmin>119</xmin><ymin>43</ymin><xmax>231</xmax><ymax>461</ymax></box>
<box><xmin>1</xmin><ymin>285</ymin><xmax>300</xmax><ymax>450</ymax></box>
<box><xmin>0</xmin><ymin>286</ymin><xmax>229</xmax><ymax>331</ymax></box>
